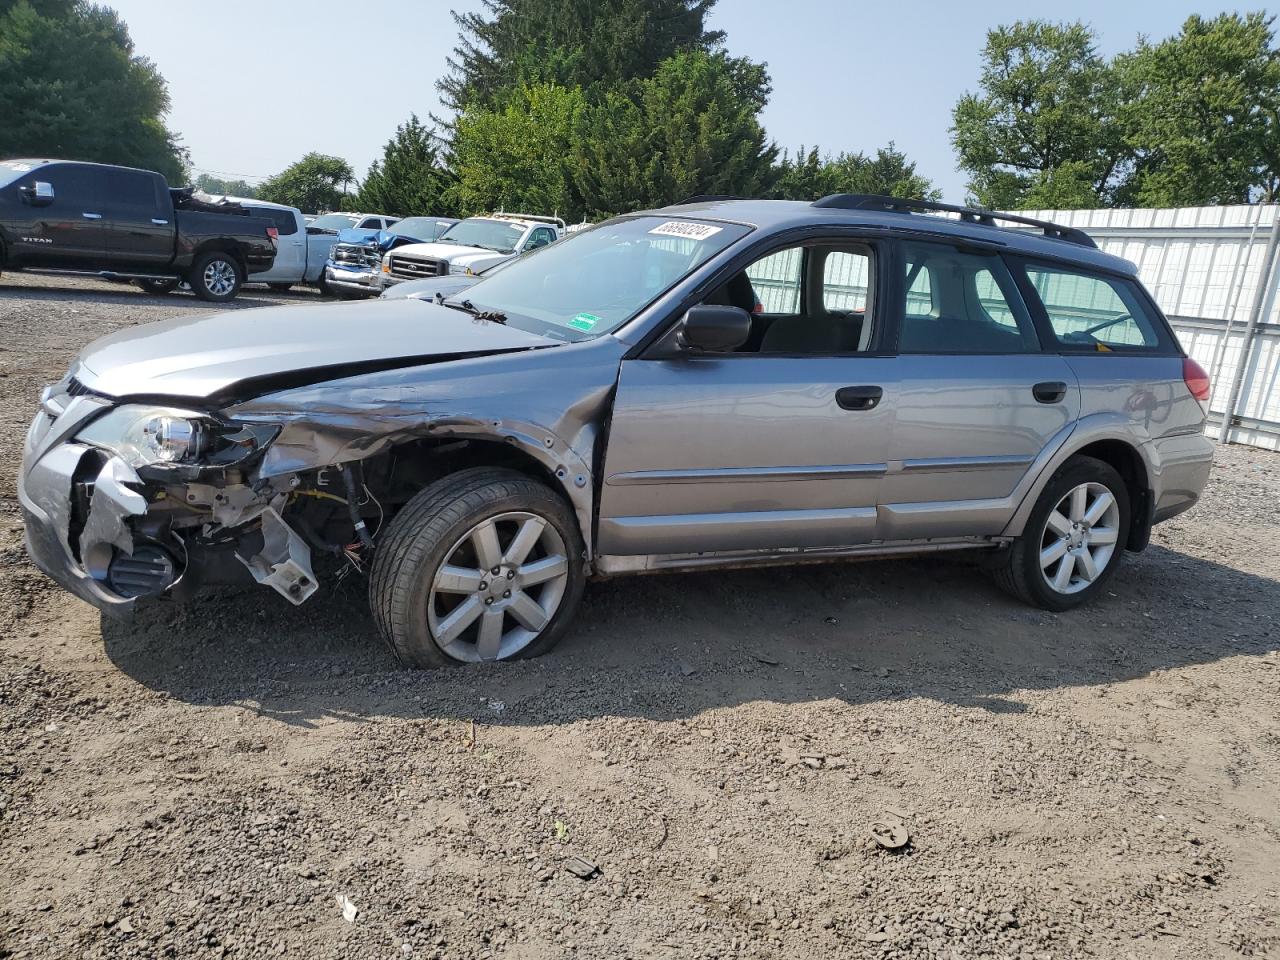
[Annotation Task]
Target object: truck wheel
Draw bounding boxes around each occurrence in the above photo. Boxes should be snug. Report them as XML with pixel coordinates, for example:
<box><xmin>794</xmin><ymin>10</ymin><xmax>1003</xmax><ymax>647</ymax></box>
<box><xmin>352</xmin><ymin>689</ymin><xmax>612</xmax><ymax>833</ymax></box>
<box><xmin>370</xmin><ymin>467</ymin><xmax>585</xmax><ymax>669</ymax></box>
<box><xmin>267</xmin><ymin>282</ymin><xmax>293</xmax><ymax>292</ymax></box>
<box><xmin>189</xmin><ymin>251</ymin><xmax>243</xmax><ymax>302</ymax></box>
<box><xmin>137</xmin><ymin>278</ymin><xmax>180</xmax><ymax>295</ymax></box>
<box><xmin>316</xmin><ymin>272</ymin><xmax>332</xmax><ymax>296</ymax></box>
<box><xmin>990</xmin><ymin>455</ymin><xmax>1130</xmax><ymax>611</ymax></box>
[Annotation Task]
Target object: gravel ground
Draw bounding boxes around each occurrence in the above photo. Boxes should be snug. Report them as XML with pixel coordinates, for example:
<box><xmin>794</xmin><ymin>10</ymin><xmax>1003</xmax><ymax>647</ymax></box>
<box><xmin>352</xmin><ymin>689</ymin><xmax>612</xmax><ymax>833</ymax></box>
<box><xmin>0</xmin><ymin>274</ymin><xmax>1277</xmax><ymax>959</ymax></box>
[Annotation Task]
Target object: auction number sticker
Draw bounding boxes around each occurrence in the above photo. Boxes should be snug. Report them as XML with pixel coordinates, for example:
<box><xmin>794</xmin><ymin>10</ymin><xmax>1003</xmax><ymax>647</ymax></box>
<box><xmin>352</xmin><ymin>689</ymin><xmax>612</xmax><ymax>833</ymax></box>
<box><xmin>648</xmin><ymin>220</ymin><xmax>723</xmax><ymax>241</ymax></box>
<box><xmin>567</xmin><ymin>312</ymin><xmax>601</xmax><ymax>332</ymax></box>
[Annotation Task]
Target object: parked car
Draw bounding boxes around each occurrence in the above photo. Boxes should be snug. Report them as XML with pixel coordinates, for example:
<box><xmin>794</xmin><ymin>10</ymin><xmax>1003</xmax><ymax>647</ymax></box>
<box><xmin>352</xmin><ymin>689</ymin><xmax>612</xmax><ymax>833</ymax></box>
<box><xmin>0</xmin><ymin>159</ymin><xmax>278</xmax><ymax>301</ymax></box>
<box><xmin>325</xmin><ymin>216</ymin><xmax>459</xmax><ymax>298</ymax></box>
<box><xmin>20</xmin><ymin>195</ymin><xmax>1213</xmax><ymax>668</ymax></box>
<box><xmin>382</xmin><ymin>213</ymin><xmax>563</xmax><ymax>286</ymax></box>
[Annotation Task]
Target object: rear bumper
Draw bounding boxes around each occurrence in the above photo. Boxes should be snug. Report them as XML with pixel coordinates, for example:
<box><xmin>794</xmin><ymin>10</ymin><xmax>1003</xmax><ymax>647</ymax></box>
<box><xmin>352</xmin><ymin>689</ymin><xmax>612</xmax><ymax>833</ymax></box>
<box><xmin>1151</xmin><ymin>432</ymin><xmax>1215</xmax><ymax>523</ymax></box>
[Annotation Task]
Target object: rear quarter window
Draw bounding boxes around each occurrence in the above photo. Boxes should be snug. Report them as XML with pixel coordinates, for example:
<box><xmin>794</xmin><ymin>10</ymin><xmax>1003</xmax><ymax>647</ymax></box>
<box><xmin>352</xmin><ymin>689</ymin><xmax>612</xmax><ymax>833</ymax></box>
<box><xmin>1022</xmin><ymin>264</ymin><xmax>1170</xmax><ymax>352</ymax></box>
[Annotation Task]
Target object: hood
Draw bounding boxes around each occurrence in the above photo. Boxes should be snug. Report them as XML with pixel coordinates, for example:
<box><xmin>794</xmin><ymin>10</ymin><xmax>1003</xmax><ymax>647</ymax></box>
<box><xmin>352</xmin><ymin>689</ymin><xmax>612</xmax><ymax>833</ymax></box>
<box><xmin>75</xmin><ymin>299</ymin><xmax>555</xmax><ymax>402</ymax></box>
<box><xmin>334</xmin><ymin>227</ymin><xmax>380</xmax><ymax>246</ymax></box>
<box><xmin>392</xmin><ymin>240</ymin><xmax>510</xmax><ymax>265</ymax></box>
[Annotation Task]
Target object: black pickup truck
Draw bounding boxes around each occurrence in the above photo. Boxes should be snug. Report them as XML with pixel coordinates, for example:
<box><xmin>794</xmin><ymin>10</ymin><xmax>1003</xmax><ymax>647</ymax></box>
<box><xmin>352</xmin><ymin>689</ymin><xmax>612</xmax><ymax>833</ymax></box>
<box><xmin>0</xmin><ymin>159</ymin><xmax>278</xmax><ymax>301</ymax></box>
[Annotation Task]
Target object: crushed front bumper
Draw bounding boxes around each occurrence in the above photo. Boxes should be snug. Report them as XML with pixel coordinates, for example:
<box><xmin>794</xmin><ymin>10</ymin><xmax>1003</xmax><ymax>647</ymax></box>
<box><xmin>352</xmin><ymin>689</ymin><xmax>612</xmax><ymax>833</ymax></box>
<box><xmin>324</xmin><ymin>262</ymin><xmax>384</xmax><ymax>296</ymax></box>
<box><xmin>19</xmin><ymin>441</ymin><xmax>139</xmax><ymax>616</ymax></box>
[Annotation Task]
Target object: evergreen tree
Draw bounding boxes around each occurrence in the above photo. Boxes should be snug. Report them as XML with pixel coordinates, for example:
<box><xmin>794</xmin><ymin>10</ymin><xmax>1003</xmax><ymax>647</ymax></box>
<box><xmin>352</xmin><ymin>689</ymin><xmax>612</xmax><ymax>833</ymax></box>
<box><xmin>357</xmin><ymin>115</ymin><xmax>456</xmax><ymax>217</ymax></box>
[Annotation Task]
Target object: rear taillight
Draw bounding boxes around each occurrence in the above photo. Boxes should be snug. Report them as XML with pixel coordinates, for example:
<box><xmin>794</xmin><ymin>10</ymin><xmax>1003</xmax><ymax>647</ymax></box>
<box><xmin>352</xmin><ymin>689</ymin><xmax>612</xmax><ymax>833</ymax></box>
<box><xmin>1183</xmin><ymin>357</ymin><xmax>1211</xmax><ymax>403</ymax></box>
<box><xmin>266</xmin><ymin>226</ymin><xmax>279</xmax><ymax>243</ymax></box>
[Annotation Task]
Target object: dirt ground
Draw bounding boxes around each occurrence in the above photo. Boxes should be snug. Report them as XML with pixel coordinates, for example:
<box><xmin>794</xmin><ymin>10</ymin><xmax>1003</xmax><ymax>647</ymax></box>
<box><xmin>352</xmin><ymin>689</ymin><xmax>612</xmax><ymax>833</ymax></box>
<box><xmin>0</xmin><ymin>273</ymin><xmax>1277</xmax><ymax>960</ymax></box>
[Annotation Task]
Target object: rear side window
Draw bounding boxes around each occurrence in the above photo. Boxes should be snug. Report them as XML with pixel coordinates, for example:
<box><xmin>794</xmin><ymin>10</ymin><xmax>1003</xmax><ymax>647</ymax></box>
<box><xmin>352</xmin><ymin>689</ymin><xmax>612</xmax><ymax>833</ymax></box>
<box><xmin>357</xmin><ymin>217</ymin><xmax>381</xmax><ymax>229</ymax></box>
<box><xmin>1023</xmin><ymin>266</ymin><xmax>1162</xmax><ymax>350</ymax></box>
<box><xmin>106</xmin><ymin>169</ymin><xmax>159</xmax><ymax>208</ymax></box>
<box><xmin>258</xmin><ymin>208</ymin><xmax>298</xmax><ymax>235</ymax></box>
<box><xmin>899</xmin><ymin>243</ymin><xmax>1039</xmax><ymax>354</ymax></box>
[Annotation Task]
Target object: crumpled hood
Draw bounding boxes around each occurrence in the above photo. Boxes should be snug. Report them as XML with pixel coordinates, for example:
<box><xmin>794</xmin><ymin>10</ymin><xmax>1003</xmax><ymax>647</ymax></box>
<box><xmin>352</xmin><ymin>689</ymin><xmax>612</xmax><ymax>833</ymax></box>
<box><xmin>75</xmin><ymin>299</ymin><xmax>555</xmax><ymax>401</ymax></box>
<box><xmin>333</xmin><ymin>227</ymin><xmax>381</xmax><ymax>246</ymax></box>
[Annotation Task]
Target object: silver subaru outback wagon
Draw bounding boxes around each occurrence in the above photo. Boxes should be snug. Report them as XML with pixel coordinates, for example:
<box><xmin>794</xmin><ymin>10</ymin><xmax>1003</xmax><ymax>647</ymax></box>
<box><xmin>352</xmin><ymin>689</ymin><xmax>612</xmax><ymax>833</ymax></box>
<box><xmin>20</xmin><ymin>195</ymin><xmax>1214</xmax><ymax>667</ymax></box>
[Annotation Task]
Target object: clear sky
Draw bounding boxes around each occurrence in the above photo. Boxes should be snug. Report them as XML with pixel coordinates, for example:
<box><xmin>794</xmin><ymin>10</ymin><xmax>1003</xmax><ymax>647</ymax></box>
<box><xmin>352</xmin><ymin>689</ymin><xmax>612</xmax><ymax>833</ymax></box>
<box><xmin>108</xmin><ymin>0</ymin><xmax>1236</xmax><ymax>202</ymax></box>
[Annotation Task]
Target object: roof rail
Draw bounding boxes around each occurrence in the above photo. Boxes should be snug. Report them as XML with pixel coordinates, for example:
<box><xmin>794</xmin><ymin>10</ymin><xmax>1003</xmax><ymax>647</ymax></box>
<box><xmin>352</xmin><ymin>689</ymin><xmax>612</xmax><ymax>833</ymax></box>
<box><xmin>812</xmin><ymin>194</ymin><xmax>1096</xmax><ymax>249</ymax></box>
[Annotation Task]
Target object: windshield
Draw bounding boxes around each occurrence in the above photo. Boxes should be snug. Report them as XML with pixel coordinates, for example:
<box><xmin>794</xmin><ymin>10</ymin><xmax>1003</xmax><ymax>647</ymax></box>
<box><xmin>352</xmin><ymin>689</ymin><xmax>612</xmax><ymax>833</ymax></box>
<box><xmin>389</xmin><ymin>217</ymin><xmax>448</xmax><ymax>240</ymax></box>
<box><xmin>449</xmin><ymin>215</ymin><xmax>752</xmax><ymax>340</ymax></box>
<box><xmin>308</xmin><ymin>213</ymin><xmax>357</xmax><ymax>232</ymax></box>
<box><xmin>438</xmin><ymin>218</ymin><xmax>525</xmax><ymax>253</ymax></box>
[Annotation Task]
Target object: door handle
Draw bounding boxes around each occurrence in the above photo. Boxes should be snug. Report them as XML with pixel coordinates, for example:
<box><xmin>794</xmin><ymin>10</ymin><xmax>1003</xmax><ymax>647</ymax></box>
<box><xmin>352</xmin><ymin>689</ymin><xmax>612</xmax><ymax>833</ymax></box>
<box><xmin>151</xmin><ymin>218</ymin><xmax>168</xmax><ymax>225</ymax></box>
<box><xmin>836</xmin><ymin>385</ymin><xmax>884</xmax><ymax>411</ymax></box>
<box><xmin>82</xmin><ymin>212</ymin><xmax>102</xmax><ymax>220</ymax></box>
<box><xmin>1033</xmin><ymin>381</ymin><xmax>1068</xmax><ymax>404</ymax></box>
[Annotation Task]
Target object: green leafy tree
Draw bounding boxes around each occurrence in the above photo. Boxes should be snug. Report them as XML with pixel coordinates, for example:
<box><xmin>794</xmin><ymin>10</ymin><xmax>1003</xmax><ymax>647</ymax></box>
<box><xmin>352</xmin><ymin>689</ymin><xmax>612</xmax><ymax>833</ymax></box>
<box><xmin>257</xmin><ymin>153</ymin><xmax>355</xmax><ymax>213</ymax></box>
<box><xmin>194</xmin><ymin>173</ymin><xmax>259</xmax><ymax>198</ymax></box>
<box><xmin>0</xmin><ymin>0</ymin><xmax>188</xmax><ymax>181</ymax></box>
<box><xmin>450</xmin><ymin>83</ymin><xmax>587</xmax><ymax>217</ymax></box>
<box><xmin>771</xmin><ymin>144</ymin><xmax>939</xmax><ymax>201</ymax></box>
<box><xmin>440</xmin><ymin>0</ymin><xmax>724</xmax><ymax>111</ymax></box>
<box><xmin>951</xmin><ymin>20</ymin><xmax>1127</xmax><ymax>209</ymax></box>
<box><xmin>356</xmin><ymin>115</ymin><xmax>456</xmax><ymax>217</ymax></box>
<box><xmin>1117</xmin><ymin>13</ymin><xmax>1280</xmax><ymax>206</ymax></box>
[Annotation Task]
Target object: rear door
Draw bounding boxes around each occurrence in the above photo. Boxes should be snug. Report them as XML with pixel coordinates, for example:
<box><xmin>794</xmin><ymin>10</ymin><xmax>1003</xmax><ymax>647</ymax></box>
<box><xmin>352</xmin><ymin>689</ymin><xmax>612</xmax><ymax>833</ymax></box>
<box><xmin>101</xmin><ymin>168</ymin><xmax>172</xmax><ymax>268</ymax></box>
<box><xmin>876</xmin><ymin>240</ymin><xmax>1080</xmax><ymax>540</ymax></box>
<box><xmin>8</xmin><ymin>163</ymin><xmax>108</xmax><ymax>267</ymax></box>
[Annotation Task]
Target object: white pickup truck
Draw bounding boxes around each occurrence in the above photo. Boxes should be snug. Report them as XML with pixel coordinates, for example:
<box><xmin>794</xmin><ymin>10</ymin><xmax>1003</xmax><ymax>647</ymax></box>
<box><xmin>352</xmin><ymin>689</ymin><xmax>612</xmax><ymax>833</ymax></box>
<box><xmin>212</xmin><ymin>198</ymin><xmax>398</xmax><ymax>291</ymax></box>
<box><xmin>382</xmin><ymin>213</ymin><xmax>564</xmax><ymax>287</ymax></box>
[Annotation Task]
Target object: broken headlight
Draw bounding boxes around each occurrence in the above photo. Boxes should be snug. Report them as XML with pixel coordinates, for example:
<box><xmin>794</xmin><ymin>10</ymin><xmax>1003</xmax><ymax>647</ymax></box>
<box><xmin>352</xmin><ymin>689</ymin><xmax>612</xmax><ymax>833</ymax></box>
<box><xmin>76</xmin><ymin>405</ymin><xmax>276</xmax><ymax>469</ymax></box>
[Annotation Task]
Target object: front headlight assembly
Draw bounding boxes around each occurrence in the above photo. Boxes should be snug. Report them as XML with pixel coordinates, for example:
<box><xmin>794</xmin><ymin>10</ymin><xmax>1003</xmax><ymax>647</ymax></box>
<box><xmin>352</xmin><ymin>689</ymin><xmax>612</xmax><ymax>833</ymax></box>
<box><xmin>76</xmin><ymin>405</ymin><xmax>277</xmax><ymax>470</ymax></box>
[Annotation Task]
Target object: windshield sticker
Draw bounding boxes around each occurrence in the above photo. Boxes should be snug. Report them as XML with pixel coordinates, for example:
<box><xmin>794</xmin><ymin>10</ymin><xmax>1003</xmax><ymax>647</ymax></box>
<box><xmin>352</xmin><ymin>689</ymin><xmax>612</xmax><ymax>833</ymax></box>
<box><xmin>567</xmin><ymin>312</ymin><xmax>600</xmax><ymax>332</ymax></box>
<box><xmin>648</xmin><ymin>221</ymin><xmax>723</xmax><ymax>241</ymax></box>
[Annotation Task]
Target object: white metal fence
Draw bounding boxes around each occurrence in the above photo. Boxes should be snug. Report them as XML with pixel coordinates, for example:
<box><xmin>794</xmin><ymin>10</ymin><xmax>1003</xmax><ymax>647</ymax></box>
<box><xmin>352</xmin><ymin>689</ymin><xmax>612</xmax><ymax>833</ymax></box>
<box><xmin>1021</xmin><ymin>204</ymin><xmax>1280</xmax><ymax>450</ymax></box>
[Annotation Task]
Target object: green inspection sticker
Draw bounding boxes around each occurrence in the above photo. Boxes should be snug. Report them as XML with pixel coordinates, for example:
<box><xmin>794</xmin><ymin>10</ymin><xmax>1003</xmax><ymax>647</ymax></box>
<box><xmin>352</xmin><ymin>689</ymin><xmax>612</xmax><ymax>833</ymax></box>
<box><xmin>567</xmin><ymin>312</ymin><xmax>601</xmax><ymax>331</ymax></box>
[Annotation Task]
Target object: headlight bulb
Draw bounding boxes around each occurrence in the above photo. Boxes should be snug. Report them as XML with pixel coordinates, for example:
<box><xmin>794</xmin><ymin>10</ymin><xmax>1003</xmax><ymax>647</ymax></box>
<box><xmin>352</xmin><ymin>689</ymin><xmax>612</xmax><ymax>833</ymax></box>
<box><xmin>140</xmin><ymin>415</ymin><xmax>200</xmax><ymax>462</ymax></box>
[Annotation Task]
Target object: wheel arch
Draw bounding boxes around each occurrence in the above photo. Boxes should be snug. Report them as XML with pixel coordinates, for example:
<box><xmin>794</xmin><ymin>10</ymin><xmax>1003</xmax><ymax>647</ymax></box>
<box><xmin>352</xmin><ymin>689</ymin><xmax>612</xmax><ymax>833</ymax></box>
<box><xmin>1004</xmin><ymin>421</ymin><xmax>1156</xmax><ymax>551</ymax></box>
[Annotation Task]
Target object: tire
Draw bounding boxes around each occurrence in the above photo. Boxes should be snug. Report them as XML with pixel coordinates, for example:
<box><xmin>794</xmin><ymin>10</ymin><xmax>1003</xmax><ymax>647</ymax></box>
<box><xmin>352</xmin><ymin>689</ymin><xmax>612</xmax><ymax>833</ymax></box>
<box><xmin>991</xmin><ymin>455</ymin><xmax>1130</xmax><ymax>611</ymax></box>
<box><xmin>188</xmin><ymin>250</ymin><xmax>243</xmax><ymax>302</ymax></box>
<box><xmin>137</xmin><ymin>278</ymin><xmax>179</xmax><ymax>295</ymax></box>
<box><xmin>316</xmin><ymin>271</ymin><xmax>333</xmax><ymax>296</ymax></box>
<box><xmin>370</xmin><ymin>467</ymin><xmax>585</xmax><ymax>668</ymax></box>
<box><xmin>267</xmin><ymin>282</ymin><xmax>293</xmax><ymax>292</ymax></box>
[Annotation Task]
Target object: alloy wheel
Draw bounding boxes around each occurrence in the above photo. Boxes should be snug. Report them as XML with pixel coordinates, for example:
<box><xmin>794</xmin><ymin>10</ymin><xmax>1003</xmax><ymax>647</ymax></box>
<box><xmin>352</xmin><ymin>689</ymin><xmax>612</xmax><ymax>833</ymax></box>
<box><xmin>426</xmin><ymin>511</ymin><xmax>570</xmax><ymax>662</ymax></box>
<box><xmin>202</xmin><ymin>259</ymin><xmax>237</xmax><ymax>297</ymax></box>
<box><xmin>1038</xmin><ymin>481</ymin><xmax>1121</xmax><ymax>595</ymax></box>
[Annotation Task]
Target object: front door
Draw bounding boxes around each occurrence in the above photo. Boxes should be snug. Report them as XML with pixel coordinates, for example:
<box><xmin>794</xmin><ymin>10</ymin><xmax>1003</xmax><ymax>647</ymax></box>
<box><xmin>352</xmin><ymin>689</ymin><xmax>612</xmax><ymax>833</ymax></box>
<box><xmin>876</xmin><ymin>241</ymin><xmax>1080</xmax><ymax>540</ymax></box>
<box><xmin>597</xmin><ymin>240</ymin><xmax>897</xmax><ymax>557</ymax></box>
<box><xmin>8</xmin><ymin>163</ymin><xmax>107</xmax><ymax>267</ymax></box>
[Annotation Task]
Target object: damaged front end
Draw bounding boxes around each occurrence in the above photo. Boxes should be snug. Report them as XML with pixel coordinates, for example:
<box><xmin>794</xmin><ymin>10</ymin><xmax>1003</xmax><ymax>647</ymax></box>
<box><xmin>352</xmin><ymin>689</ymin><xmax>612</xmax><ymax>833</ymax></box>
<box><xmin>18</xmin><ymin>381</ymin><xmax>324</xmax><ymax>614</ymax></box>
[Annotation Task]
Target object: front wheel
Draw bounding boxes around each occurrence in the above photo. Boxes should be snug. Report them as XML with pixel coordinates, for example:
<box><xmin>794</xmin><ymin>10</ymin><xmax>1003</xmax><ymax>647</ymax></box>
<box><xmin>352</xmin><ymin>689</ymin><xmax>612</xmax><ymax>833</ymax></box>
<box><xmin>370</xmin><ymin>468</ymin><xmax>585</xmax><ymax>668</ymax></box>
<box><xmin>990</xmin><ymin>455</ymin><xmax>1130</xmax><ymax>611</ymax></box>
<box><xmin>189</xmin><ymin>251</ymin><xmax>243</xmax><ymax>302</ymax></box>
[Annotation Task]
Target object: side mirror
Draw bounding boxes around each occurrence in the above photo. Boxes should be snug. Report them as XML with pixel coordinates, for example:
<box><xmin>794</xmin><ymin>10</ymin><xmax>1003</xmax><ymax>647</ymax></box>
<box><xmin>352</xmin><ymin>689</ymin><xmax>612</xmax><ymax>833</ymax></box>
<box><xmin>677</xmin><ymin>304</ymin><xmax>751</xmax><ymax>352</ymax></box>
<box><xmin>21</xmin><ymin>181</ymin><xmax>54</xmax><ymax>206</ymax></box>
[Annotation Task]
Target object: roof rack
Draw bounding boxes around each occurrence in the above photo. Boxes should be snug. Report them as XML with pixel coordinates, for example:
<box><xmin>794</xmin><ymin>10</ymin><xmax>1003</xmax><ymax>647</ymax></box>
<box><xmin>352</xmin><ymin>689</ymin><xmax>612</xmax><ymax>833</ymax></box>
<box><xmin>490</xmin><ymin>211</ymin><xmax>567</xmax><ymax>229</ymax></box>
<box><xmin>812</xmin><ymin>194</ymin><xmax>1096</xmax><ymax>249</ymax></box>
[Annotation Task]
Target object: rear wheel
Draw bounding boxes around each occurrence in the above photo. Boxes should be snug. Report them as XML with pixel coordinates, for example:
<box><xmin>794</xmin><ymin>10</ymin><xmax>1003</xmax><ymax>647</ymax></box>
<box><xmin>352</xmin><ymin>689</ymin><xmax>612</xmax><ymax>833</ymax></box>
<box><xmin>189</xmin><ymin>251</ymin><xmax>243</xmax><ymax>302</ymax></box>
<box><xmin>370</xmin><ymin>468</ymin><xmax>585</xmax><ymax>668</ymax></box>
<box><xmin>137</xmin><ymin>278</ymin><xmax>179</xmax><ymax>295</ymax></box>
<box><xmin>990</xmin><ymin>455</ymin><xmax>1130</xmax><ymax>611</ymax></box>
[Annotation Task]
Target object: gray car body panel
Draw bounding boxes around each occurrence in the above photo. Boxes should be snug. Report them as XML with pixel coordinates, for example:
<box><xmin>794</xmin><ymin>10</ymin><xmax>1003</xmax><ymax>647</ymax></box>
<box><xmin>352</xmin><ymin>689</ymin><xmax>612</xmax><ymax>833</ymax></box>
<box><xmin>18</xmin><ymin>197</ymin><xmax>1212</xmax><ymax>612</ymax></box>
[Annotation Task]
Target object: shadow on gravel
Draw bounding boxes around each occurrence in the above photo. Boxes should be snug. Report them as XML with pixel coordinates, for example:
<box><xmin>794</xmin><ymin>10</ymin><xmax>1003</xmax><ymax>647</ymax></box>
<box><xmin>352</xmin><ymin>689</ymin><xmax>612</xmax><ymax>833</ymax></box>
<box><xmin>0</xmin><ymin>279</ymin><xmax>324</xmax><ymax>308</ymax></box>
<box><xmin>99</xmin><ymin>543</ymin><xmax>1279</xmax><ymax>728</ymax></box>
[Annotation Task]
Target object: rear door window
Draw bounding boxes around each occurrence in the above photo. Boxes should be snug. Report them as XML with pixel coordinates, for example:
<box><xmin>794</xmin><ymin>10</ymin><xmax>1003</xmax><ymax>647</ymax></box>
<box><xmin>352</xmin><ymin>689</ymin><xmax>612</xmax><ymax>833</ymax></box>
<box><xmin>105</xmin><ymin>169</ymin><xmax>159</xmax><ymax>210</ymax></box>
<box><xmin>257</xmin><ymin>208</ymin><xmax>298</xmax><ymax>235</ymax></box>
<box><xmin>898</xmin><ymin>243</ymin><xmax>1039</xmax><ymax>354</ymax></box>
<box><xmin>1022</xmin><ymin>265</ymin><xmax>1163</xmax><ymax>351</ymax></box>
